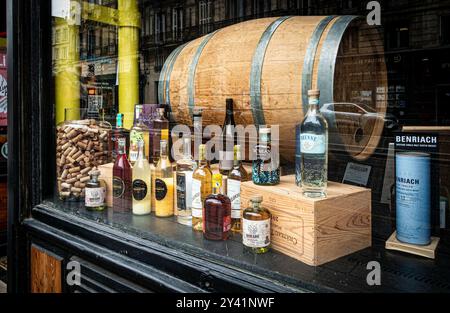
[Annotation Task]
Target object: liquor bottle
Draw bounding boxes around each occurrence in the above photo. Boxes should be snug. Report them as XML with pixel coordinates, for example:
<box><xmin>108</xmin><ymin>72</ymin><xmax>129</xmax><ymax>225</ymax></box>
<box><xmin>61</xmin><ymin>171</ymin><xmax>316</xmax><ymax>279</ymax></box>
<box><xmin>150</xmin><ymin>108</ymin><xmax>169</xmax><ymax>165</ymax></box>
<box><xmin>192</xmin><ymin>144</ymin><xmax>212</xmax><ymax>232</ymax></box>
<box><xmin>192</xmin><ymin>108</ymin><xmax>203</xmax><ymax>160</ymax></box>
<box><xmin>300</xmin><ymin>90</ymin><xmax>328</xmax><ymax>198</ymax></box>
<box><xmin>113</xmin><ymin>138</ymin><xmax>132</xmax><ymax>213</ymax></box>
<box><xmin>111</xmin><ymin>113</ymin><xmax>130</xmax><ymax>161</ymax></box>
<box><xmin>132</xmin><ymin>140</ymin><xmax>151</xmax><ymax>215</ymax></box>
<box><xmin>129</xmin><ymin>105</ymin><xmax>150</xmax><ymax>165</ymax></box>
<box><xmin>176</xmin><ymin>137</ymin><xmax>197</xmax><ymax>226</ymax></box>
<box><xmin>242</xmin><ymin>195</ymin><xmax>271</xmax><ymax>254</ymax></box>
<box><xmin>85</xmin><ymin>170</ymin><xmax>106</xmax><ymax>211</ymax></box>
<box><xmin>154</xmin><ymin>140</ymin><xmax>174</xmax><ymax>217</ymax></box>
<box><xmin>204</xmin><ymin>174</ymin><xmax>232</xmax><ymax>241</ymax></box>
<box><xmin>252</xmin><ymin>127</ymin><xmax>280</xmax><ymax>185</ymax></box>
<box><xmin>151</xmin><ymin>128</ymin><xmax>170</xmax><ymax>212</ymax></box>
<box><xmin>219</xmin><ymin>99</ymin><xmax>236</xmax><ymax>176</ymax></box>
<box><xmin>227</xmin><ymin>145</ymin><xmax>248</xmax><ymax>232</ymax></box>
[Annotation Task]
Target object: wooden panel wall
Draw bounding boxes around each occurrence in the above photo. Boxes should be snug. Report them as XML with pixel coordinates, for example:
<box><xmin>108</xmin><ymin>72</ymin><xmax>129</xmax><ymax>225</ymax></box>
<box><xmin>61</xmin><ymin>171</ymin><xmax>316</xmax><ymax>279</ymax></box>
<box><xmin>30</xmin><ymin>245</ymin><xmax>62</xmax><ymax>293</ymax></box>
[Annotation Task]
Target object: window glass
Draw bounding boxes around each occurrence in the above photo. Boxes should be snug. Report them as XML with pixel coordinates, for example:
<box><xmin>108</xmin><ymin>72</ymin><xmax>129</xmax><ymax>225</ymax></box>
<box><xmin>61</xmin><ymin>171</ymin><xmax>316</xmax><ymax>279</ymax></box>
<box><xmin>50</xmin><ymin>0</ymin><xmax>450</xmax><ymax>292</ymax></box>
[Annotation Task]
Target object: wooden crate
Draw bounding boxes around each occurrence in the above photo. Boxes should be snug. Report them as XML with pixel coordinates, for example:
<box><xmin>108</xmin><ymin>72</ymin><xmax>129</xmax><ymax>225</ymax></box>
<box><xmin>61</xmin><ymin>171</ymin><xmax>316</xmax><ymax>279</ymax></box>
<box><xmin>241</xmin><ymin>175</ymin><xmax>372</xmax><ymax>266</ymax></box>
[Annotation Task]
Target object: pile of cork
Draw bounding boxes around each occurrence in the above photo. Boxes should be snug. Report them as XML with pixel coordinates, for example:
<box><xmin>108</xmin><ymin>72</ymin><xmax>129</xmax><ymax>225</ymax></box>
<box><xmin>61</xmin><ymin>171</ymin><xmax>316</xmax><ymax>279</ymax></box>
<box><xmin>56</xmin><ymin>119</ymin><xmax>111</xmax><ymax>200</ymax></box>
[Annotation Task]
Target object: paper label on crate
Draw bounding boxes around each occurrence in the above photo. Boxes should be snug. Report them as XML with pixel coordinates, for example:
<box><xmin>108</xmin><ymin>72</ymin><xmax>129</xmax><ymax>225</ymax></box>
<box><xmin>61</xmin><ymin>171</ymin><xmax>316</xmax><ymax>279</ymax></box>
<box><xmin>242</xmin><ymin>219</ymin><xmax>271</xmax><ymax>248</ymax></box>
<box><xmin>85</xmin><ymin>187</ymin><xmax>105</xmax><ymax>207</ymax></box>
<box><xmin>227</xmin><ymin>179</ymin><xmax>241</xmax><ymax>218</ymax></box>
<box><xmin>300</xmin><ymin>134</ymin><xmax>326</xmax><ymax>154</ymax></box>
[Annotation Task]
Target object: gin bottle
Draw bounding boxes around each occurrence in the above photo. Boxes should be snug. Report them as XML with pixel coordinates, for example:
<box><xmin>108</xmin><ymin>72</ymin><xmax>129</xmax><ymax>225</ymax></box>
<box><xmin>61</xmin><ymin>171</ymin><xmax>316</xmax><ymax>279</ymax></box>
<box><xmin>300</xmin><ymin>90</ymin><xmax>328</xmax><ymax>198</ymax></box>
<box><xmin>252</xmin><ymin>127</ymin><xmax>280</xmax><ymax>186</ymax></box>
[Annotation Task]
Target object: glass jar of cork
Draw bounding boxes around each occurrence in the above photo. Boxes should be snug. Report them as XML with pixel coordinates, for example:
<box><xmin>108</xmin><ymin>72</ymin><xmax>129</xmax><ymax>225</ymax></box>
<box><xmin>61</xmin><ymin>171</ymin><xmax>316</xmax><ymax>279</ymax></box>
<box><xmin>56</xmin><ymin>108</ymin><xmax>112</xmax><ymax>201</ymax></box>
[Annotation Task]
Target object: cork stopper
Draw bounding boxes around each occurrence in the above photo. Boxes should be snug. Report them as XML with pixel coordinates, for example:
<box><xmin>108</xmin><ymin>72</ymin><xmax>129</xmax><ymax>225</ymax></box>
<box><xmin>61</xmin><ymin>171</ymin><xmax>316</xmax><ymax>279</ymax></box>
<box><xmin>308</xmin><ymin>89</ymin><xmax>320</xmax><ymax>97</ymax></box>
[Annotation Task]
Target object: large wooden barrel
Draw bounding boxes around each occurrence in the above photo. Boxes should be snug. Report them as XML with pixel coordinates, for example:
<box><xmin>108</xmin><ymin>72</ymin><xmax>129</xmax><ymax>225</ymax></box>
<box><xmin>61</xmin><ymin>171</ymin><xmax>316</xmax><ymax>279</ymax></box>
<box><xmin>159</xmin><ymin>16</ymin><xmax>387</xmax><ymax>162</ymax></box>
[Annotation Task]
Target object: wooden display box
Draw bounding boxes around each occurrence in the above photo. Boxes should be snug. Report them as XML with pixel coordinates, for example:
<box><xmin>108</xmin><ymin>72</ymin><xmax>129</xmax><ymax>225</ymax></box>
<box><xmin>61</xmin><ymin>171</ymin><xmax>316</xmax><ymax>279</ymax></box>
<box><xmin>241</xmin><ymin>175</ymin><xmax>372</xmax><ymax>266</ymax></box>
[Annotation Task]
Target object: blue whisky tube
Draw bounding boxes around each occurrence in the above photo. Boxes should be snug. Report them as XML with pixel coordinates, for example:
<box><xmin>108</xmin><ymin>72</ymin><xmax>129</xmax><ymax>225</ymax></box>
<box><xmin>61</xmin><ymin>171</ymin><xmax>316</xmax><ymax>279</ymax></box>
<box><xmin>396</xmin><ymin>152</ymin><xmax>431</xmax><ymax>245</ymax></box>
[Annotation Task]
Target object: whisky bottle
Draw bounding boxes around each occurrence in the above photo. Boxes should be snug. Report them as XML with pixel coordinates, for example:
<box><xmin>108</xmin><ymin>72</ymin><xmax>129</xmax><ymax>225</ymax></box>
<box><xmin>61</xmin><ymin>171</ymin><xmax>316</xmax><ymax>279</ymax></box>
<box><xmin>132</xmin><ymin>140</ymin><xmax>151</xmax><ymax>215</ymax></box>
<box><xmin>300</xmin><ymin>90</ymin><xmax>328</xmax><ymax>198</ymax></box>
<box><xmin>252</xmin><ymin>127</ymin><xmax>280</xmax><ymax>185</ymax></box>
<box><xmin>192</xmin><ymin>144</ymin><xmax>212</xmax><ymax>232</ymax></box>
<box><xmin>113</xmin><ymin>138</ymin><xmax>132</xmax><ymax>213</ymax></box>
<box><xmin>219</xmin><ymin>99</ymin><xmax>236</xmax><ymax>176</ymax></box>
<box><xmin>129</xmin><ymin>105</ymin><xmax>150</xmax><ymax>165</ymax></box>
<box><xmin>154</xmin><ymin>140</ymin><xmax>174</xmax><ymax>217</ymax></box>
<box><xmin>111</xmin><ymin>113</ymin><xmax>130</xmax><ymax>161</ymax></box>
<box><xmin>176</xmin><ymin>137</ymin><xmax>196</xmax><ymax>226</ymax></box>
<box><xmin>85</xmin><ymin>170</ymin><xmax>106</xmax><ymax>211</ymax></box>
<box><xmin>227</xmin><ymin>145</ymin><xmax>248</xmax><ymax>232</ymax></box>
<box><xmin>150</xmin><ymin>108</ymin><xmax>169</xmax><ymax>165</ymax></box>
<box><xmin>242</xmin><ymin>195</ymin><xmax>271</xmax><ymax>254</ymax></box>
<box><xmin>192</xmin><ymin>108</ymin><xmax>203</xmax><ymax>160</ymax></box>
<box><xmin>204</xmin><ymin>174</ymin><xmax>231</xmax><ymax>241</ymax></box>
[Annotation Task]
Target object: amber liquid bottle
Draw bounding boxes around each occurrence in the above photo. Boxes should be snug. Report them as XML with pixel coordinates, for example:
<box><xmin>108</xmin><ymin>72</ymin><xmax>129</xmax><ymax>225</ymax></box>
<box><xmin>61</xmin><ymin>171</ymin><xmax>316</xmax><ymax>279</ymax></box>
<box><xmin>204</xmin><ymin>174</ymin><xmax>232</xmax><ymax>241</ymax></box>
<box><xmin>154</xmin><ymin>140</ymin><xmax>174</xmax><ymax>217</ymax></box>
<box><xmin>113</xmin><ymin>138</ymin><xmax>132</xmax><ymax>213</ymax></box>
<box><xmin>228</xmin><ymin>145</ymin><xmax>248</xmax><ymax>232</ymax></box>
<box><xmin>192</xmin><ymin>144</ymin><xmax>212</xmax><ymax>232</ymax></box>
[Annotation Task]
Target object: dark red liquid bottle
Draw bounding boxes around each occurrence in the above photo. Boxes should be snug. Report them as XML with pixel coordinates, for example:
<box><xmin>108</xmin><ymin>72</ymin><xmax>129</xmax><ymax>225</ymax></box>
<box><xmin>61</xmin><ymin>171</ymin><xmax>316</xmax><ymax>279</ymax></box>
<box><xmin>204</xmin><ymin>174</ymin><xmax>231</xmax><ymax>241</ymax></box>
<box><xmin>113</xmin><ymin>137</ymin><xmax>132</xmax><ymax>213</ymax></box>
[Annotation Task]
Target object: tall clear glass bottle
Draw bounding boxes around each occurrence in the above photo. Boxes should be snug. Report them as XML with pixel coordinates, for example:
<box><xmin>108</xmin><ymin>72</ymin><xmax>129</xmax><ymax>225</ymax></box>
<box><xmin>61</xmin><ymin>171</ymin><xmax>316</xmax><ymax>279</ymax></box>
<box><xmin>192</xmin><ymin>144</ymin><xmax>212</xmax><ymax>232</ymax></box>
<box><xmin>154</xmin><ymin>140</ymin><xmax>174</xmax><ymax>217</ymax></box>
<box><xmin>132</xmin><ymin>140</ymin><xmax>151</xmax><ymax>215</ymax></box>
<box><xmin>204</xmin><ymin>174</ymin><xmax>231</xmax><ymax>241</ymax></box>
<box><xmin>129</xmin><ymin>105</ymin><xmax>150</xmax><ymax>165</ymax></box>
<box><xmin>219</xmin><ymin>99</ymin><xmax>236</xmax><ymax>176</ymax></box>
<box><xmin>242</xmin><ymin>195</ymin><xmax>271</xmax><ymax>254</ymax></box>
<box><xmin>176</xmin><ymin>137</ymin><xmax>196</xmax><ymax>226</ymax></box>
<box><xmin>252</xmin><ymin>127</ymin><xmax>280</xmax><ymax>185</ymax></box>
<box><xmin>227</xmin><ymin>145</ymin><xmax>248</xmax><ymax>232</ymax></box>
<box><xmin>300</xmin><ymin>89</ymin><xmax>328</xmax><ymax>198</ymax></box>
<box><xmin>150</xmin><ymin>108</ymin><xmax>169</xmax><ymax>165</ymax></box>
<box><xmin>113</xmin><ymin>138</ymin><xmax>132</xmax><ymax>213</ymax></box>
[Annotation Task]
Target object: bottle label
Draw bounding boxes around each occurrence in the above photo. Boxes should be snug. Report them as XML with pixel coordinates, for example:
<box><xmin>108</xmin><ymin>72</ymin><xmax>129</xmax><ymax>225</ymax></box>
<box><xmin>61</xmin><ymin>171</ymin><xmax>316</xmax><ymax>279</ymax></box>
<box><xmin>191</xmin><ymin>179</ymin><xmax>202</xmax><ymax>209</ymax></box>
<box><xmin>155</xmin><ymin>178</ymin><xmax>168</xmax><ymax>201</ymax></box>
<box><xmin>85</xmin><ymin>187</ymin><xmax>105</xmax><ymax>207</ymax></box>
<box><xmin>177</xmin><ymin>172</ymin><xmax>193</xmax><ymax>212</ymax></box>
<box><xmin>227</xmin><ymin>179</ymin><xmax>241</xmax><ymax>218</ymax></box>
<box><xmin>132</xmin><ymin>179</ymin><xmax>148</xmax><ymax>201</ymax></box>
<box><xmin>300</xmin><ymin>134</ymin><xmax>326</xmax><ymax>154</ymax></box>
<box><xmin>113</xmin><ymin>177</ymin><xmax>125</xmax><ymax>198</ymax></box>
<box><xmin>242</xmin><ymin>218</ymin><xmax>271</xmax><ymax>248</ymax></box>
<box><xmin>223</xmin><ymin>215</ymin><xmax>231</xmax><ymax>233</ymax></box>
<box><xmin>309</xmin><ymin>99</ymin><xmax>319</xmax><ymax>105</ymax></box>
<box><xmin>129</xmin><ymin>130</ymin><xmax>144</xmax><ymax>162</ymax></box>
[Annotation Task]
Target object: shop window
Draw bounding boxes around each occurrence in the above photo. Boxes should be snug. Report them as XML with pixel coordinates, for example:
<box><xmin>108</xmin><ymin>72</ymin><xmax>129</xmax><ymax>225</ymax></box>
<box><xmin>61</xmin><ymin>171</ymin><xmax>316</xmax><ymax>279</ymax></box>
<box><xmin>387</xmin><ymin>23</ymin><xmax>410</xmax><ymax>50</ymax></box>
<box><xmin>199</xmin><ymin>0</ymin><xmax>213</xmax><ymax>34</ymax></box>
<box><xmin>172</xmin><ymin>7</ymin><xmax>183</xmax><ymax>41</ymax></box>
